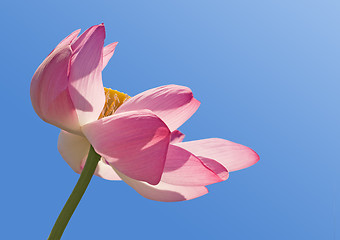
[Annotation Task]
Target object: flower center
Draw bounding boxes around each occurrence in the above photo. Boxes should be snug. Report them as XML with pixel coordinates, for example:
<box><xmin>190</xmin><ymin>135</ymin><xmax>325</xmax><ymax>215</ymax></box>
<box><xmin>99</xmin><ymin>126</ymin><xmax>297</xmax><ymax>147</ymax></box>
<box><xmin>99</xmin><ymin>87</ymin><xmax>130</xmax><ymax>119</ymax></box>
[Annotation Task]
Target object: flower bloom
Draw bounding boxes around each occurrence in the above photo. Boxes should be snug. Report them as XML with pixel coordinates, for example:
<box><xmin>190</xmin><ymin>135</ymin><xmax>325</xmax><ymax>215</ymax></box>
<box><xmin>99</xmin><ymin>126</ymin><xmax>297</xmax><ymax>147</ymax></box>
<box><xmin>31</xmin><ymin>24</ymin><xmax>259</xmax><ymax>202</ymax></box>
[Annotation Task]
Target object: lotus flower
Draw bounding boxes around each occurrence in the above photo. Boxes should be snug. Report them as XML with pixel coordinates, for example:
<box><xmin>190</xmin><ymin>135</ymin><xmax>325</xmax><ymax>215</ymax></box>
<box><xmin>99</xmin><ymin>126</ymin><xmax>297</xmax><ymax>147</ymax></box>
<box><xmin>31</xmin><ymin>24</ymin><xmax>259</xmax><ymax>202</ymax></box>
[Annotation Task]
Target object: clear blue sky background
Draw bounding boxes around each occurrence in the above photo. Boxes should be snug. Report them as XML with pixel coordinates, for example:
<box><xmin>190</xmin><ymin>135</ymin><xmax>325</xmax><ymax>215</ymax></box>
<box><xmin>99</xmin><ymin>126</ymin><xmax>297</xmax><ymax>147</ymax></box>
<box><xmin>0</xmin><ymin>1</ymin><xmax>338</xmax><ymax>239</ymax></box>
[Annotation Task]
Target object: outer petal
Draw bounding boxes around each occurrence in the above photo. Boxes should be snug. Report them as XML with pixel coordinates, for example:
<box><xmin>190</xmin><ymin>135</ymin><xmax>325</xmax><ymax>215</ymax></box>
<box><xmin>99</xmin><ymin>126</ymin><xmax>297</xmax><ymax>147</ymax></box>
<box><xmin>102</xmin><ymin>42</ymin><xmax>118</xmax><ymax>70</ymax></box>
<box><xmin>57</xmin><ymin>130</ymin><xmax>90</xmax><ymax>173</ymax></box>
<box><xmin>58</xmin><ymin>131</ymin><xmax>120</xmax><ymax>180</ymax></box>
<box><xmin>170</xmin><ymin>130</ymin><xmax>185</xmax><ymax>144</ymax></box>
<box><xmin>93</xmin><ymin>158</ymin><xmax>121</xmax><ymax>181</ymax></box>
<box><xmin>175</xmin><ymin>138</ymin><xmax>260</xmax><ymax>172</ymax></box>
<box><xmin>161</xmin><ymin>145</ymin><xmax>228</xmax><ymax>186</ymax></box>
<box><xmin>54</xmin><ymin>29</ymin><xmax>80</xmax><ymax>50</ymax></box>
<box><xmin>46</xmin><ymin>29</ymin><xmax>80</xmax><ymax>58</ymax></box>
<box><xmin>115</xmin><ymin>85</ymin><xmax>200</xmax><ymax>131</ymax></box>
<box><xmin>31</xmin><ymin>45</ymin><xmax>80</xmax><ymax>133</ymax></box>
<box><xmin>82</xmin><ymin>110</ymin><xmax>171</xmax><ymax>185</ymax></box>
<box><xmin>116</xmin><ymin>170</ymin><xmax>208</xmax><ymax>202</ymax></box>
<box><xmin>68</xmin><ymin>24</ymin><xmax>106</xmax><ymax>126</ymax></box>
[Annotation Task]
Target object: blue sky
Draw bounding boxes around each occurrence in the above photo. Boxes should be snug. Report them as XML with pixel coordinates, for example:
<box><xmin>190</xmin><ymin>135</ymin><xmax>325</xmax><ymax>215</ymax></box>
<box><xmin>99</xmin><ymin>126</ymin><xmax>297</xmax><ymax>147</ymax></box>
<box><xmin>0</xmin><ymin>1</ymin><xmax>339</xmax><ymax>239</ymax></box>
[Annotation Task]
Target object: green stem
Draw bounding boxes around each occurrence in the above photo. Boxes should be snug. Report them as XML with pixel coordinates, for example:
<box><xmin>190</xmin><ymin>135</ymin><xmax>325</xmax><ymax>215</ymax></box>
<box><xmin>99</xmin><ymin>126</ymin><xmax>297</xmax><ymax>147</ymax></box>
<box><xmin>48</xmin><ymin>146</ymin><xmax>101</xmax><ymax>240</ymax></box>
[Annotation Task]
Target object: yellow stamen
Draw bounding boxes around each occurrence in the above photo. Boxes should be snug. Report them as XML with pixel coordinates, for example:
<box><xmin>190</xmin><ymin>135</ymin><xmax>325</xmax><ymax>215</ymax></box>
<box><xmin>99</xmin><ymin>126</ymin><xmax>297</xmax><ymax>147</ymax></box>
<box><xmin>99</xmin><ymin>88</ymin><xmax>130</xmax><ymax>119</ymax></box>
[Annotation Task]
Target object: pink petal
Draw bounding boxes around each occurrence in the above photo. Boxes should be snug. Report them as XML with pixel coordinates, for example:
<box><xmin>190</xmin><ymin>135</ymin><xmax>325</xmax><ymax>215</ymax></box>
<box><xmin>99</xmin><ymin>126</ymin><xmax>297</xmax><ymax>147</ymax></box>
<box><xmin>55</xmin><ymin>29</ymin><xmax>81</xmax><ymax>50</ymax></box>
<box><xmin>31</xmin><ymin>45</ymin><xmax>80</xmax><ymax>133</ymax></box>
<box><xmin>115</xmin><ymin>85</ymin><xmax>200</xmax><ymax>131</ymax></box>
<box><xmin>93</xmin><ymin>158</ymin><xmax>121</xmax><ymax>181</ymax></box>
<box><xmin>198</xmin><ymin>157</ymin><xmax>230</xmax><ymax>181</ymax></box>
<box><xmin>175</xmin><ymin>138</ymin><xmax>260</xmax><ymax>172</ymax></box>
<box><xmin>116</xmin><ymin>170</ymin><xmax>208</xmax><ymax>202</ymax></box>
<box><xmin>170</xmin><ymin>130</ymin><xmax>185</xmax><ymax>144</ymax></box>
<box><xmin>68</xmin><ymin>24</ymin><xmax>106</xmax><ymax>126</ymax></box>
<box><xmin>57</xmin><ymin>130</ymin><xmax>90</xmax><ymax>173</ymax></box>
<box><xmin>82</xmin><ymin>110</ymin><xmax>171</xmax><ymax>185</ymax></box>
<box><xmin>58</xmin><ymin>131</ymin><xmax>120</xmax><ymax>180</ymax></box>
<box><xmin>102</xmin><ymin>42</ymin><xmax>118</xmax><ymax>70</ymax></box>
<box><xmin>71</xmin><ymin>24</ymin><xmax>104</xmax><ymax>52</ymax></box>
<box><xmin>46</xmin><ymin>29</ymin><xmax>80</xmax><ymax>58</ymax></box>
<box><xmin>161</xmin><ymin>145</ymin><xmax>228</xmax><ymax>186</ymax></box>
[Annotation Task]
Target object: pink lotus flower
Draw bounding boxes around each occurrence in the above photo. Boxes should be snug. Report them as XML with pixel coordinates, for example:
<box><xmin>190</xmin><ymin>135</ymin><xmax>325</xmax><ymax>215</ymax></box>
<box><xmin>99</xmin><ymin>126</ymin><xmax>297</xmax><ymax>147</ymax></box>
<box><xmin>31</xmin><ymin>24</ymin><xmax>259</xmax><ymax>202</ymax></box>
